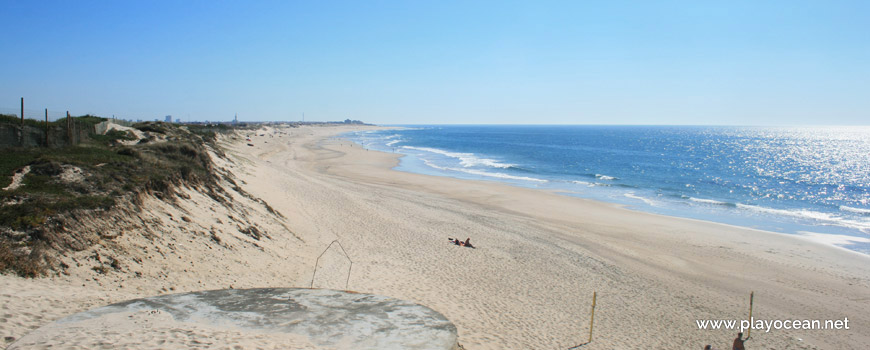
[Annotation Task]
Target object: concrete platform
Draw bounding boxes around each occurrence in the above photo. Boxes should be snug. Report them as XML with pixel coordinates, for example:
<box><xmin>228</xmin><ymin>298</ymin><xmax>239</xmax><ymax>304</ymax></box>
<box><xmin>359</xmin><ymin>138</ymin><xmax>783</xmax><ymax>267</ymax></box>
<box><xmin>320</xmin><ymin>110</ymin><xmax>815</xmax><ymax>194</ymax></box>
<box><xmin>13</xmin><ymin>288</ymin><xmax>458</xmax><ymax>349</ymax></box>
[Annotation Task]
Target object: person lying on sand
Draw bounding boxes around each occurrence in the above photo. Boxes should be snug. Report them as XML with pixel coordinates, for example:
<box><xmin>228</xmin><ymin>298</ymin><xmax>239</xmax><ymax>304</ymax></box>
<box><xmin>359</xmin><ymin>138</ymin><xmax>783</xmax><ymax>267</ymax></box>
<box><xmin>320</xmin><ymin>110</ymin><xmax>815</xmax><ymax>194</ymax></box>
<box><xmin>448</xmin><ymin>237</ymin><xmax>474</xmax><ymax>248</ymax></box>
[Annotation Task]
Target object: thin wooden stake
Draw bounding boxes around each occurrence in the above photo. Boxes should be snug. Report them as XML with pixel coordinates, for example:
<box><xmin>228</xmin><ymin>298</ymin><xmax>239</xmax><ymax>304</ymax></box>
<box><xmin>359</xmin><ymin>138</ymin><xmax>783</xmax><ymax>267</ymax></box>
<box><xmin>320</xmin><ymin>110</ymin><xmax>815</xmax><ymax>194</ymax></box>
<box><xmin>588</xmin><ymin>291</ymin><xmax>597</xmax><ymax>343</ymax></box>
<box><xmin>747</xmin><ymin>291</ymin><xmax>754</xmax><ymax>338</ymax></box>
<box><xmin>66</xmin><ymin>111</ymin><xmax>71</xmax><ymax>145</ymax></box>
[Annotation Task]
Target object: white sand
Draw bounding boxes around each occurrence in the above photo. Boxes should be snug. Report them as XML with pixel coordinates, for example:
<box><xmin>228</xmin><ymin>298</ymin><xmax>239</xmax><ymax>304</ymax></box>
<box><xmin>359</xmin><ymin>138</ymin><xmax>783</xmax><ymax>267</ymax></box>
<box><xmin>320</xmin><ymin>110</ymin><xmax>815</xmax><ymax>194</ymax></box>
<box><xmin>103</xmin><ymin>123</ymin><xmax>146</xmax><ymax>146</ymax></box>
<box><xmin>3</xmin><ymin>124</ymin><xmax>870</xmax><ymax>349</ymax></box>
<box><xmin>2</xmin><ymin>166</ymin><xmax>29</xmax><ymax>191</ymax></box>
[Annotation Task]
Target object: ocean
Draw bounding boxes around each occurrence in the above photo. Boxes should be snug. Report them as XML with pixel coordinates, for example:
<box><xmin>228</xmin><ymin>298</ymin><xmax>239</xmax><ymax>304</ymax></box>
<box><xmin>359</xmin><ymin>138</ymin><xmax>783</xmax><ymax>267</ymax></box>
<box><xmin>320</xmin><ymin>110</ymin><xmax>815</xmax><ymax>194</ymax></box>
<box><xmin>347</xmin><ymin>125</ymin><xmax>870</xmax><ymax>254</ymax></box>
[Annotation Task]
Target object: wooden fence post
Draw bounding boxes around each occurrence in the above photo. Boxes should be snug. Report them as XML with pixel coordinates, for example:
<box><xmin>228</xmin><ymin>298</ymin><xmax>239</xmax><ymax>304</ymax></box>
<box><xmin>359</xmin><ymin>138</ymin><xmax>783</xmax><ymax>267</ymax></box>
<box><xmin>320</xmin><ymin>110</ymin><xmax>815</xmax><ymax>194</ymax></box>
<box><xmin>19</xmin><ymin>97</ymin><xmax>24</xmax><ymax>146</ymax></box>
<box><xmin>588</xmin><ymin>291</ymin><xmax>597</xmax><ymax>343</ymax></box>
<box><xmin>45</xmin><ymin>108</ymin><xmax>49</xmax><ymax>147</ymax></box>
<box><xmin>747</xmin><ymin>291</ymin><xmax>754</xmax><ymax>339</ymax></box>
<box><xmin>66</xmin><ymin>111</ymin><xmax>71</xmax><ymax>146</ymax></box>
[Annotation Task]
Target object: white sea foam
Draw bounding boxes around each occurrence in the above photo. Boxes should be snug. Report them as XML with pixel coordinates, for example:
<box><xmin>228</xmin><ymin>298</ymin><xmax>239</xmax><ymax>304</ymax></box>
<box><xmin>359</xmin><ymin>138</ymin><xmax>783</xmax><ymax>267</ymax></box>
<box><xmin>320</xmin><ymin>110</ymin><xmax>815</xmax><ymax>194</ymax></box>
<box><xmin>402</xmin><ymin>146</ymin><xmax>516</xmax><ymax>169</ymax></box>
<box><xmin>421</xmin><ymin>159</ymin><xmax>546</xmax><ymax>183</ymax></box>
<box><xmin>459</xmin><ymin>168</ymin><xmax>547</xmax><ymax>183</ymax></box>
<box><xmin>738</xmin><ymin>204</ymin><xmax>835</xmax><ymax>220</ymax></box>
<box><xmin>386</xmin><ymin>139</ymin><xmax>401</xmax><ymax>147</ymax></box>
<box><xmin>688</xmin><ymin>197</ymin><xmax>735</xmax><ymax>207</ymax></box>
<box><xmin>840</xmin><ymin>206</ymin><xmax>870</xmax><ymax>215</ymax></box>
<box><xmin>624</xmin><ymin>192</ymin><xmax>657</xmax><ymax>206</ymax></box>
<box><xmin>571</xmin><ymin>180</ymin><xmax>594</xmax><ymax>187</ymax></box>
<box><xmin>737</xmin><ymin>204</ymin><xmax>870</xmax><ymax>233</ymax></box>
<box><xmin>595</xmin><ymin>174</ymin><xmax>618</xmax><ymax>181</ymax></box>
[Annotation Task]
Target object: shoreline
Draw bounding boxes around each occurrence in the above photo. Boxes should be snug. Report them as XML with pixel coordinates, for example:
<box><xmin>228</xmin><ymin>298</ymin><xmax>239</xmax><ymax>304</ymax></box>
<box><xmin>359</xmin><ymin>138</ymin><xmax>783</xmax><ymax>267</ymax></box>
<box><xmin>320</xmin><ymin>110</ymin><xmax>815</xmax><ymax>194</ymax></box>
<box><xmin>344</xmin><ymin>127</ymin><xmax>870</xmax><ymax>256</ymax></box>
<box><xmin>4</xmin><ymin>124</ymin><xmax>869</xmax><ymax>349</ymax></box>
<box><xmin>342</xmin><ymin>126</ymin><xmax>870</xmax><ymax>261</ymax></box>
<box><xmin>307</xmin><ymin>125</ymin><xmax>870</xmax><ymax>348</ymax></box>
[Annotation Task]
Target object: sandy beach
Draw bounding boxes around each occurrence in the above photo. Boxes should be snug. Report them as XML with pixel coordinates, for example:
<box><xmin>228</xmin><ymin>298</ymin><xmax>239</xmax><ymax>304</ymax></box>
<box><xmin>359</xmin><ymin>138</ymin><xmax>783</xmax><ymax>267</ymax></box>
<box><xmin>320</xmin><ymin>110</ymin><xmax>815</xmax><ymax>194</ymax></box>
<box><xmin>3</xmin><ymin>124</ymin><xmax>870</xmax><ymax>349</ymax></box>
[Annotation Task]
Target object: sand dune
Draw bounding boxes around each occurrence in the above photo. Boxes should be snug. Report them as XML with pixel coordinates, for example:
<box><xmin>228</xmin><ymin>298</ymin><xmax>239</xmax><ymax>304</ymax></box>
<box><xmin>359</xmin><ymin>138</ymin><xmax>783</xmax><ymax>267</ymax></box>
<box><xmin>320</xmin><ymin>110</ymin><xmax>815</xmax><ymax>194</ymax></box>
<box><xmin>3</xmin><ymin>124</ymin><xmax>869</xmax><ymax>349</ymax></box>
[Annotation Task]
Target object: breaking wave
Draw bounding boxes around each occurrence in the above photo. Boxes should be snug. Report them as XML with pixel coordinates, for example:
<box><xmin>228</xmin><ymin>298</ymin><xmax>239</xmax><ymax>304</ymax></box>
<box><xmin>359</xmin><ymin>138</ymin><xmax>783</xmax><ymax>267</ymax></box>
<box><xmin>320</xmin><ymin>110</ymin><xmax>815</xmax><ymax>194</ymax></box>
<box><xmin>402</xmin><ymin>146</ymin><xmax>517</xmax><ymax>169</ymax></box>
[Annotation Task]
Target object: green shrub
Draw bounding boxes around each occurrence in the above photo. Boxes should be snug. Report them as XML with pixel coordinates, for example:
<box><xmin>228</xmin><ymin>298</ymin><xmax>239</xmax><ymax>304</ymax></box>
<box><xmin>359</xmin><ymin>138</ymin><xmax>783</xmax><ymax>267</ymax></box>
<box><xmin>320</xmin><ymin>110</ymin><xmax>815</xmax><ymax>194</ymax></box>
<box><xmin>0</xmin><ymin>118</ymin><xmax>249</xmax><ymax>277</ymax></box>
<box><xmin>133</xmin><ymin>122</ymin><xmax>169</xmax><ymax>134</ymax></box>
<box><xmin>91</xmin><ymin>129</ymin><xmax>137</xmax><ymax>145</ymax></box>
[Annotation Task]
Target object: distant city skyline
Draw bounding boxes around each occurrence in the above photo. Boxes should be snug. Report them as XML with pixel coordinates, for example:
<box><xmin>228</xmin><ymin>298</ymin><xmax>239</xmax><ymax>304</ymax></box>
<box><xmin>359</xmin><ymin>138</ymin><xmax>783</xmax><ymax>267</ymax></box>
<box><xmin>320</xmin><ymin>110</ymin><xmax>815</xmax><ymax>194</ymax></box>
<box><xmin>1</xmin><ymin>1</ymin><xmax>868</xmax><ymax>125</ymax></box>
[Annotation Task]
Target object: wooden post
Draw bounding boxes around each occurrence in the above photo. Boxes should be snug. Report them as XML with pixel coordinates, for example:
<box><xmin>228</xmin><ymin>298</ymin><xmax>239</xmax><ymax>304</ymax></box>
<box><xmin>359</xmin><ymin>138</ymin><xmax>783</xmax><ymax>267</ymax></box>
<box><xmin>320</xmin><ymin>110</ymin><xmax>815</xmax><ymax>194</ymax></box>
<box><xmin>588</xmin><ymin>291</ymin><xmax>597</xmax><ymax>343</ymax></box>
<box><xmin>747</xmin><ymin>291</ymin><xmax>754</xmax><ymax>338</ymax></box>
<box><xmin>20</xmin><ymin>97</ymin><xmax>24</xmax><ymax>126</ymax></box>
<box><xmin>44</xmin><ymin>108</ymin><xmax>49</xmax><ymax>146</ymax></box>
<box><xmin>66</xmin><ymin>111</ymin><xmax>71</xmax><ymax>145</ymax></box>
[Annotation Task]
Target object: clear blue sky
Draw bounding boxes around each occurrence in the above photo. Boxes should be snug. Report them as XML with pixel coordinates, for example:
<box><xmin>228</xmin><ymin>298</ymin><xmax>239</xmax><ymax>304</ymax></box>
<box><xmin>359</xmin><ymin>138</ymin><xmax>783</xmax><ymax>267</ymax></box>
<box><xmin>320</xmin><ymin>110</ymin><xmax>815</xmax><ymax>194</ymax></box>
<box><xmin>1</xmin><ymin>0</ymin><xmax>868</xmax><ymax>125</ymax></box>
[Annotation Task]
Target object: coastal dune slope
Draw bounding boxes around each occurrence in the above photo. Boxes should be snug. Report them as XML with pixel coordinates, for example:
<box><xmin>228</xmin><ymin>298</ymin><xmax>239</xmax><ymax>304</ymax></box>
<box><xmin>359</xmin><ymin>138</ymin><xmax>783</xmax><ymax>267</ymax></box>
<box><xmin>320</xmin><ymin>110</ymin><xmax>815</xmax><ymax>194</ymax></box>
<box><xmin>1</xmin><ymin>127</ymin><xmax>317</xmax><ymax>349</ymax></box>
<box><xmin>2</xmin><ymin>124</ymin><xmax>869</xmax><ymax>349</ymax></box>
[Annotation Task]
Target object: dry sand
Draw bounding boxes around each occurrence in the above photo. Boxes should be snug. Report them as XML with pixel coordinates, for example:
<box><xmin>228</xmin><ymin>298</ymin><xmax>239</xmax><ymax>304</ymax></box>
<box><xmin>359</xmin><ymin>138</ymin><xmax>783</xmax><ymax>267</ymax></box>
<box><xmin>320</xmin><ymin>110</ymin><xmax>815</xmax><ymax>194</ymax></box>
<box><xmin>3</xmin><ymin>124</ymin><xmax>870</xmax><ymax>349</ymax></box>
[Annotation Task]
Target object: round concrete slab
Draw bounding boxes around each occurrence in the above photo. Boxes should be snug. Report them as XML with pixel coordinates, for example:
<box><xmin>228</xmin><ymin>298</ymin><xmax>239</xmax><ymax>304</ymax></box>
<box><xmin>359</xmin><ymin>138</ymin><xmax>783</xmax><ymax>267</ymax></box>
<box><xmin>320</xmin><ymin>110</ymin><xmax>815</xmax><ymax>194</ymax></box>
<box><xmin>13</xmin><ymin>288</ymin><xmax>458</xmax><ymax>349</ymax></box>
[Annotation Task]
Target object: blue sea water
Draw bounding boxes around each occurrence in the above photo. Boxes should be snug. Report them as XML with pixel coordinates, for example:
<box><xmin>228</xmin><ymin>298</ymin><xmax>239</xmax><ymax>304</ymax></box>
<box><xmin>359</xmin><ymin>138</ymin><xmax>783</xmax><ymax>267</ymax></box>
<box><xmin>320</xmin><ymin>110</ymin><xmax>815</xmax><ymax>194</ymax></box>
<box><xmin>347</xmin><ymin>125</ymin><xmax>870</xmax><ymax>254</ymax></box>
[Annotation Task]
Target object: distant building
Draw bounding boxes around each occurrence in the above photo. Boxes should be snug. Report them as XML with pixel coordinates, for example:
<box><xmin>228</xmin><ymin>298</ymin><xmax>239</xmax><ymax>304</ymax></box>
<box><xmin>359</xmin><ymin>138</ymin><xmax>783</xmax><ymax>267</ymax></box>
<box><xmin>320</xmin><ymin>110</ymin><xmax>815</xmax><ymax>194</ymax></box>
<box><xmin>165</xmin><ymin>115</ymin><xmax>172</xmax><ymax>123</ymax></box>
<box><xmin>176</xmin><ymin>118</ymin><xmax>181</xmax><ymax>123</ymax></box>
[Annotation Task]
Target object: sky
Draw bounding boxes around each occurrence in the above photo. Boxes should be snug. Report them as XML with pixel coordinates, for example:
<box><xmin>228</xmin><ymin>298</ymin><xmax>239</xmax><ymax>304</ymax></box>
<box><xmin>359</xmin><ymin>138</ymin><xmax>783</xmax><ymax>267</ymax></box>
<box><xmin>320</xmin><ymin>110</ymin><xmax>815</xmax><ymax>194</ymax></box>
<box><xmin>1</xmin><ymin>0</ymin><xmax>868</xmax><ymax>125</ymax></box>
